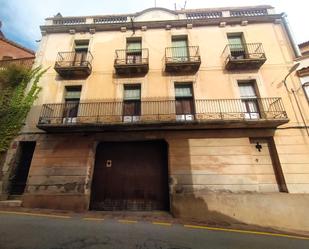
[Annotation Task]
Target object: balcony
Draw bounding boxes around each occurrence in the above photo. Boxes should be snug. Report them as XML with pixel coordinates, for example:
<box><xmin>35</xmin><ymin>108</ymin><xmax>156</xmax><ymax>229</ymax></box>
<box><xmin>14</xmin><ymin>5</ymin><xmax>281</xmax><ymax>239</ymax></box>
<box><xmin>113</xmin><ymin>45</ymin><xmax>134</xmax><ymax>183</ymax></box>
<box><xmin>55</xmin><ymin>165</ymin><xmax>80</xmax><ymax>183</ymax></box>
<box><xmin>223</xmin><ymin>43</ymin><xmax>266</xmax><ymax>70</ymax></box>
<box><xmin>114</xmin><ymin>49</ymin><xmax>149</xmax><ymax>75</ymax></box>
<box><xmin>37</xmin><ymin>98</ymin><xmax>288</xmax><ymax>132</ymax></box>
<box><xmin>54</xmin><ymin>51</ymin><xmax>93</xmax><ymax>78</ymax></box>
<box><xmin>165</xmin><ymin>46</ymin><xmax>201</xmax><ymax>73</ymax></box>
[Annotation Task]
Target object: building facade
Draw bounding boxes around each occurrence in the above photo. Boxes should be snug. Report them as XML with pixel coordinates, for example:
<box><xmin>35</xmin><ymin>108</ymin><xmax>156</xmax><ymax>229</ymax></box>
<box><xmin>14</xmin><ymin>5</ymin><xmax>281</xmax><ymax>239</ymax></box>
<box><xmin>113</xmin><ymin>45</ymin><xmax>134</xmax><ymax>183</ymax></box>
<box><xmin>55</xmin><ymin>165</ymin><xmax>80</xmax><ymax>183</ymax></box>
<box><xmin>1</xmin><ymin>6</ymin><xmax>309</xmax><ymax>231</ymax></box>
<box><xmin>297</xmin><ymin>41</ymin><xmax>309</xmax><ymax>102</ymax></box>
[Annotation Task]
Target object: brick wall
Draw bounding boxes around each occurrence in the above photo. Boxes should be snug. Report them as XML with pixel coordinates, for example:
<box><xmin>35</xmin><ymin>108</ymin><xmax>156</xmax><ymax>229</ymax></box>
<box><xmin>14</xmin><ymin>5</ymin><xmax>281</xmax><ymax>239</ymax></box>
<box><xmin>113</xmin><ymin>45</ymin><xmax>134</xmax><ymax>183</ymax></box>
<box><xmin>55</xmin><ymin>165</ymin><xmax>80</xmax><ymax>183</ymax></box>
<box><xmin>0</xmin><ymin>39</ymin><xmax>34</xmax><ymax>59</ymax></box>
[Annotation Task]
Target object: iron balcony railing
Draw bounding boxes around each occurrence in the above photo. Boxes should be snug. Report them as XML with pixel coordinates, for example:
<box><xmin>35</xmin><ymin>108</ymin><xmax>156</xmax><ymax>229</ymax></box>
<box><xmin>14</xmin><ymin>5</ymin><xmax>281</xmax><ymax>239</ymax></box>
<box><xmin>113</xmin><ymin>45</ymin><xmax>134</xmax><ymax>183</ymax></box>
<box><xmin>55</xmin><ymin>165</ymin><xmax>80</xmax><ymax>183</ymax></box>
<box><xmin>223</xmin><ymin>43</ymin><xmax>266</xmax><ymax>62</ymax></box>
<box><xmin>54</xmin><ymin>51</ymin><xmax>93</xmax><ymax>69</ymax></box>
<box><xmin>38</xmin><ymin>98</ymin><xmax>287</xmax><ymax>126</ymax></box>
<box><xmin>165</xmin><ymin>46</ymin><xmax>201</xmax><ymax>64</ymax></box>
<box><xmin>114</xmin><ymin>48</ymin><xmax>149</xmax><ymax>66</ymax></box>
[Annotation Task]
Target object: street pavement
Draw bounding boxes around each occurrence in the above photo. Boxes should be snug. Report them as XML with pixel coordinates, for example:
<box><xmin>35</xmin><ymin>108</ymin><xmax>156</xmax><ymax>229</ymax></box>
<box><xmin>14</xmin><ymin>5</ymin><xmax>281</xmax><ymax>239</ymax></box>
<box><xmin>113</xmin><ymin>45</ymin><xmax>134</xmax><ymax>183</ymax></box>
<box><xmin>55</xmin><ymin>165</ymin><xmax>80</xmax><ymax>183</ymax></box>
<box><xmin>0</xmin><ymin>212</ymin><xmax>308</xmax><ymax>249</ymax></box>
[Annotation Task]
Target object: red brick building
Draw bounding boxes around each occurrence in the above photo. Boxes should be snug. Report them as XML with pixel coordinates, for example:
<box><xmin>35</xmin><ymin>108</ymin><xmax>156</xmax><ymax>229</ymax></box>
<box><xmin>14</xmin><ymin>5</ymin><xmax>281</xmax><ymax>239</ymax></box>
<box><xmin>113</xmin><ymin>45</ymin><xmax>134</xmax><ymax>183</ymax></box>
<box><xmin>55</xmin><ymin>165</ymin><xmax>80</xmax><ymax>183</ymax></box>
<box><xmin>0</xmin><ymin>21</ymin><xmax>35</xmax><ymax>67</ymax></box>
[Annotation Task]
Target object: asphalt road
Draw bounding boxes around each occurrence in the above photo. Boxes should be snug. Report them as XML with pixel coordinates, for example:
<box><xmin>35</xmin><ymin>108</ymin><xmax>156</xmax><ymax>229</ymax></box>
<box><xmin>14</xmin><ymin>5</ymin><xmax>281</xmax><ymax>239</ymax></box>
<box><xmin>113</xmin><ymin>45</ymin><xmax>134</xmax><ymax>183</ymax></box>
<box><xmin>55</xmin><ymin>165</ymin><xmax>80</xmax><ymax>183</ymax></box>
<box><xmin>0</xmin><ymin>212</ymin><xmax>308</xmax><ymax>249</ymax></box>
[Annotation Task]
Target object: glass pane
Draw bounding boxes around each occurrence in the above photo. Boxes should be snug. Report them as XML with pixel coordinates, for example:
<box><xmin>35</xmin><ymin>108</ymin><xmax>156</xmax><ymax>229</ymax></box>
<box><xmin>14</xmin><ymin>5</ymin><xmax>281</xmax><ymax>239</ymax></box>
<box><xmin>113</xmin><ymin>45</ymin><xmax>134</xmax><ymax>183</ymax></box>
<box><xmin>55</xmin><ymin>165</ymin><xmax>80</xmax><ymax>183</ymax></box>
<box><xmin>127</xmin><ymin>41</ymin><xmax>141</xmax><ymax>50</ymax></box>
<box><xmin>247</xmin><ymin>100</ymin><xmax>258</xmax><ymax>112</ymax></box>
<box><xmin>172</xmin><ymin>39</ymin><xmax>188</xmax><ymax>47</ymax></box>
<box><xmin>172</xmin><ymin>39</ymin><xmax>188</xmax><ymax>58</ymax></box>
<box><xmin>304</xmin><ymin>85</ymin><xmax>309</xmax><ymax>101</ymax></box>
<box><xmin>75</xmin><ymin>45</ymin><xmax>89</xmax><ymax>51</ymax></box>
<box><xmin>228</xmin><ymin>36</ymin><xmax>244</xmax><ymax>54</ymax></box>
<box><xmin>228</xmin><ymin>36</ymin><xmax>243</xmax><ymax>45</ymax></box>
<box><xmin>63</xmin><ymin>101</ymin><xmax>79</xmax><ymax>118</ymax></box>
<box><xmin>65</xmin><ymin>88</ymin><xmax>81</xmax><ymax>99</ymax></box>
<box><xmin>239</xmin><ymin>83</ymin><xmax>257</xmax><ymax>98</ymax></box>
<box><xmin>175</xmin><ymin>85</ymin><xmax>193</xmax><ymax>97</ymax></box>
<box><xmin>124</xmin><ymin>86</ymin><xmax>141</xmax><ymax>100</ymax></box>
<box><xmin>75</xmin><ymin>40</ymin><xmax>89</xmax><ymax>51</ymax></box>
<box><xmin>123</xmin><ymin>101</ymin><xmax>141</xmax><ymax>116</ymax></box>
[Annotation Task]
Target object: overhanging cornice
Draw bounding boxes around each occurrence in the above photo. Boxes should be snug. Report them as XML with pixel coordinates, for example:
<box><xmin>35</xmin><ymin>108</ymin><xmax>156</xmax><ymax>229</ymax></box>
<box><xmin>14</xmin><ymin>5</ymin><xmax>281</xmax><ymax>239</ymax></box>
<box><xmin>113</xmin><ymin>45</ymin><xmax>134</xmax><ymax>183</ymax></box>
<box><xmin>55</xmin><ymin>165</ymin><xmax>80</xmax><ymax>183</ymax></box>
<box><xmin>40</xmin><ymin>14</ymin><xmax>283</xmax><ymax>34</ymax></box>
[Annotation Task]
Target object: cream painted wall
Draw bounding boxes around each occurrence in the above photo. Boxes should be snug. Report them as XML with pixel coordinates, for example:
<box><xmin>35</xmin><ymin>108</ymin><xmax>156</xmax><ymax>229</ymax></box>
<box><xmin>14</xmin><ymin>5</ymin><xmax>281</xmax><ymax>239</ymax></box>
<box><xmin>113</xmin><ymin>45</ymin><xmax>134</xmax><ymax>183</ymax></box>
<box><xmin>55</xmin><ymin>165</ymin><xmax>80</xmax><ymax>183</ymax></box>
<box><xmin>25</xmin><ymin>20</ymin><xmax>309</xmax><ymax>133</ymax></box>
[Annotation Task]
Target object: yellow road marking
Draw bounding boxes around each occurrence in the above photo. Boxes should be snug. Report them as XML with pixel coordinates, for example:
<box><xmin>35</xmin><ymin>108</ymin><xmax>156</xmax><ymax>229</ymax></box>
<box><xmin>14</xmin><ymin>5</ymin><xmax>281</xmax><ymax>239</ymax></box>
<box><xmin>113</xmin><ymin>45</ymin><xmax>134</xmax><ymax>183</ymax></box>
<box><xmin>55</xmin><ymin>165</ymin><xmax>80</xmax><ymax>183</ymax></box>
<box><xmin>83</xmin><ymin>217</ymin><xmax>105</xmax><ymax>221</ymax></box>
<box><xmin>0</xmin><ymin>211</ymin><xmax>71</xmax><ymax>219</ymax></box>
<box><xmin>152</xmin><ymin>222</ymin><xmax>172</xmax><ymax>226</ymax></box>
<box><xmin>184</xmin><ymin>225</ymin><xmax>309</xmax><ymax>240</ymax></box>
<box><xmin>118</xmin><ymin>219</ymin><xmax>138</xmax><ymax>224</ymax></box>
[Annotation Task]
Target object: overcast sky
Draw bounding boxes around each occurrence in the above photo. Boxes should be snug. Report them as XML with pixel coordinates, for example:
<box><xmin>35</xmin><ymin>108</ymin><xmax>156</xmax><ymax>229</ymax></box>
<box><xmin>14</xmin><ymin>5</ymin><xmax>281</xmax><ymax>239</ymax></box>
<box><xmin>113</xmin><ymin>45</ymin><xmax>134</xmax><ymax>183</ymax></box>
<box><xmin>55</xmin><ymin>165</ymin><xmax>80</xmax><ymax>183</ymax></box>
<box><xmin>0</xmin><ymin>0</ymin><xmax>308</xmax><ymax>50</ymax></box>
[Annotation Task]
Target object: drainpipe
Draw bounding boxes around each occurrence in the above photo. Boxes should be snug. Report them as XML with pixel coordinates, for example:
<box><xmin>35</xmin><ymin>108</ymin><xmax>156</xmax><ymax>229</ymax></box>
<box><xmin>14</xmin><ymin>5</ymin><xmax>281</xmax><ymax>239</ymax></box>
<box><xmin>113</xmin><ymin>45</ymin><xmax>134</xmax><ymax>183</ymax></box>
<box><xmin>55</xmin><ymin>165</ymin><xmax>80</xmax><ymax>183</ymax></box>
<box><xmin>281</xmin><ymin>13</ymin><xmax>302</xmax><ymax>58</ymax></box>
<box><xmin>283</xmin><ymin>63</ymin><xmax>309</xmax><ymax>137</ymax></box>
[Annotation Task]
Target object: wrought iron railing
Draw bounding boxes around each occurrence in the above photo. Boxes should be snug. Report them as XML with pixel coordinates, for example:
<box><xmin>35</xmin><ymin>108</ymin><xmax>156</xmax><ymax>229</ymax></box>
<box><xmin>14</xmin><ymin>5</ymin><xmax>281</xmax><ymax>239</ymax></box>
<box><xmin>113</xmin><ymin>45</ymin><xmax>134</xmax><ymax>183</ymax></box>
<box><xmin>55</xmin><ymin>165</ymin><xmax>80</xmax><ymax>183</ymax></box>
<box><xmin>114</xmin><ymin>49</ymin><xmax>149</xmax><ymax>66</ymax></box>
<box><xmin>0</xmin><ymin>57</ymin><xmax>35</xmax><ymax>69</ymax></box>
<box><xmin>38</xmin><ymin>98</ymin><xmax>287</xmax><ymax>126</ymax></box>
<box><xmin>223</xmin><ymin>43</ymin><xmax>266</xmax><ymax>62</ymax></box>
<box><xmin>165</xmin><ymin>46</ymin><xmax>201</xmax><ymax>64</ymax></box>
<box><xmin>54</xmin><ymin>51</ymin><xmax>93</xmax><ymax>69</ymax></box>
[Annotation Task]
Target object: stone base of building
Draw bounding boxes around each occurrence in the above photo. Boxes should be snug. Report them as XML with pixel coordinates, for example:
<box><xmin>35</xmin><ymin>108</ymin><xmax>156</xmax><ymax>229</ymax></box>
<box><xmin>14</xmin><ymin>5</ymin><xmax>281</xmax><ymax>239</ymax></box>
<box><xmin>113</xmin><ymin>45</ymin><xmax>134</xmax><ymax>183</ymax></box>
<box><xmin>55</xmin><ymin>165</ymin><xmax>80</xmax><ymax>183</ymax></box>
<box><xmin>1</xmin><ymin>128</ymin><xmax>309</xmax><ymax>231</ymax></box>
<box><xmin>172</xmin><ymin>192</ymin><xmax>309</xmax><ymax>232</ymax></box>
<box><xmin>22</xmin><ymin>194</ymin><xmax>90</xmax><ymax>212</ymax></box>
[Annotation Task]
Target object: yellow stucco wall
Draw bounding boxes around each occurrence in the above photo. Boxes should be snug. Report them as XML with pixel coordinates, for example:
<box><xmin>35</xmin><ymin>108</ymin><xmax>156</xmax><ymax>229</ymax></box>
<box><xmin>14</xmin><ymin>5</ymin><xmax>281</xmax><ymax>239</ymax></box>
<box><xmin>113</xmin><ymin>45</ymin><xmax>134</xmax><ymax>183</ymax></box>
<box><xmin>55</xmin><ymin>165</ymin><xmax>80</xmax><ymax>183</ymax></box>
<box><xmin>19</xmin><ymin>17</ymin><xmax>309</xmax><ymax>195</ymax></box>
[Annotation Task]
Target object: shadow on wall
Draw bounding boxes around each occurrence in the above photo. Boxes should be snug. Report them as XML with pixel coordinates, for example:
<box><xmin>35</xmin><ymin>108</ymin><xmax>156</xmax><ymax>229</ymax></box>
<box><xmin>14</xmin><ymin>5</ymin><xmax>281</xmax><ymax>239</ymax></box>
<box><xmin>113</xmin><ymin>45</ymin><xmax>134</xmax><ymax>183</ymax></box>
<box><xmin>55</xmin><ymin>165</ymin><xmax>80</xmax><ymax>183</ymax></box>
<box><xmin>168</xmin><ymin>133</ymin><xmax>309</xmax><ymax>233</ymax></box>
<box><xmin>168</xmin><ymin>136</ymin><xmax>246</xmax><ymax>227</ymax></box>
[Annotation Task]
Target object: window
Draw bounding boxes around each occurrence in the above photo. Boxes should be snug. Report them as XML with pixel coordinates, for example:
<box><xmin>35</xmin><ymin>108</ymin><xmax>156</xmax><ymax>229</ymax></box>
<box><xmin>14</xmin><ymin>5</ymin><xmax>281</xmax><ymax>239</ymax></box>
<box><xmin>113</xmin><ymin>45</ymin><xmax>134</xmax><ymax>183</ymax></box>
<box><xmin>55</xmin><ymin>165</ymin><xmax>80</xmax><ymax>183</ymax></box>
<box><xmin>175</xmin><ymin>83</ymin><xmax>194</xmax><ymax>121</ymax></box>
<box><xmin>123</xmin><ymin>84</ymin><xmax>141</xmax><ymax>122</ymax></box>
<box><xmin>74</xmin><ymin>40</ymin><xmax>89</xmax><ymax>66</ymax></box>
<box><xmin>171</xmin><ymin>36</ymin><xmax>189</xmax><ymax>61</ymax></box>
<box><xmin>238</xmin><ymin>81</ymin><xmax>260</xmax><ymax>119</ymax></box>
<box><xmin>228</xmin><ymin>33</ymin><xmax>246</xmax><ymax>59</ymax></box>
<box><xmin>126</xmin><ymin>38</ymin><xmax>142</xmax><ymax>64</ymax></box>
<box><xmin>303</xmin><ymin>83</ymin><xmax>309</xmax><ymax>102</ymax></box>
<box><xmin>63</xmin><ymin>86</ymin><xmax>82</xmax><ymax>123</ymax></box>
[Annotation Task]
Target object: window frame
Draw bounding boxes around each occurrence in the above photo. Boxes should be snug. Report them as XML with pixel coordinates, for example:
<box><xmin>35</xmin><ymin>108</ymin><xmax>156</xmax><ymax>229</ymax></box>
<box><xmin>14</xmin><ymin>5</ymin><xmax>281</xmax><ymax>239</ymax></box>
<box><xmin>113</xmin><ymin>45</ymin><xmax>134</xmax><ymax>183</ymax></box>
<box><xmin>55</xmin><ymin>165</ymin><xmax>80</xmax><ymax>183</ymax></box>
<box><xmin>174</xmin><ymin>82</ymin><xmax>195</xmax><ymax>120</ymax></box>
<box><xmin>237</xmin><ymin>80</ymin><xmax>261</xmax><ymax>119</ymax></box>
<box><xmin>123</xmin><ymin>84</ymin><xmax>141</xmax><ymax>119</ymax></box>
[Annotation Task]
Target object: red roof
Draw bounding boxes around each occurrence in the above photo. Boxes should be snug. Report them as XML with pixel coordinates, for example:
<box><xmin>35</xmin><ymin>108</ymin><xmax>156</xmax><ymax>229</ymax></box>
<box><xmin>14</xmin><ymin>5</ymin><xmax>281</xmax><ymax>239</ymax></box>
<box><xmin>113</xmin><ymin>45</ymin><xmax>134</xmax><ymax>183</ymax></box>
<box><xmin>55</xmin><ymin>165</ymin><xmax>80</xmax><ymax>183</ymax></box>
<box><xmin>0</xmin><ymin>36</ymin><xmax>35</xmax><ymax>55</ymax></box>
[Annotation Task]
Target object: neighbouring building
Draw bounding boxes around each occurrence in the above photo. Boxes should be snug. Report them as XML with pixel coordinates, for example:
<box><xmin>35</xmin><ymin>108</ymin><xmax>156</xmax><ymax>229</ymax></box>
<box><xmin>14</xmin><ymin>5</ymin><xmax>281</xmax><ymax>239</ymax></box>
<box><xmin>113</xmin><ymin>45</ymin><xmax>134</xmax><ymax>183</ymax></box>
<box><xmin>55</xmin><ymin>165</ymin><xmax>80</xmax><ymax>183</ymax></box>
<box><xmin>1</xmin><ymin>6</ymin><xmax>309</xmax><ymax>231</ymax></box>
<box><xmin>296</xmin><ymin>41</ymin><xmax>309</xmax><ymax>101</ymax></box>
<box><xmin>0</xmin><ymin>21</ymin><xmax>35</xmax><ymax>69</ymax></box>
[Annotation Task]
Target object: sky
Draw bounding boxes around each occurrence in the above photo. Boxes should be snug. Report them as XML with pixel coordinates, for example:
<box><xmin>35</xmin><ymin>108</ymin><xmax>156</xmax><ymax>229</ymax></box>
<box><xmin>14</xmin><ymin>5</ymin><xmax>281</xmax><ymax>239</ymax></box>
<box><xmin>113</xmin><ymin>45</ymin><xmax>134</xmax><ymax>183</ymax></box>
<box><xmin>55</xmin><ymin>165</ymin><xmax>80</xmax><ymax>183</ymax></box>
<box><xmin>0</xmin><ymin>0</ymin><xmax>308</xmax><ymax>51</ymax></box>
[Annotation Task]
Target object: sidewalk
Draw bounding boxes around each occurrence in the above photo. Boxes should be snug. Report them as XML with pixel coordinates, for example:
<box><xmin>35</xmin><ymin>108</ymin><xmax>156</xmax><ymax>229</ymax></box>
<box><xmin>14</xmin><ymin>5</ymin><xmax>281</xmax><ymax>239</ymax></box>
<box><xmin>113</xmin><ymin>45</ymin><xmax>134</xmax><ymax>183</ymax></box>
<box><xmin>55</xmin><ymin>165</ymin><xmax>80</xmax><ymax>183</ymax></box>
<box><xmin>0</xmin><ymin>206</ymin><xmax>308</xmax><ymax>238</ymax></box>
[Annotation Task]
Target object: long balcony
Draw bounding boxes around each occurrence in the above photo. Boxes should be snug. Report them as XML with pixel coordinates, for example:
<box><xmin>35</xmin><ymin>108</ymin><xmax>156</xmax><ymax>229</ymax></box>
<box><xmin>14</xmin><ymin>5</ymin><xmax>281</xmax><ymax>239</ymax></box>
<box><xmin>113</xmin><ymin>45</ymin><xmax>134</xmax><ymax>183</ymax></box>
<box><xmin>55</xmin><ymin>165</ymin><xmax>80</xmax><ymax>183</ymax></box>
<box><xmin>165</xmin><ymin>46</ymin><xmax>201</xmax><ymax>73</ymax></box>
<box><xmin>114</xmin><ymin>49</ymin><xmax>149</xmax><ymax>75</ymax></box>
<box><xmin>223</xmin><ymin>43</ymin><xmax>266</xmax><ymax>70</ymax></box>
<box><xmin>54</xmin><ymin>51</ymin><xmax>93</xmax><ymax>78</ymax></box>
<box><xmin>37</xmin><ymin>98</ymin><xmax>288</xmax><ymax>132</ymax></box>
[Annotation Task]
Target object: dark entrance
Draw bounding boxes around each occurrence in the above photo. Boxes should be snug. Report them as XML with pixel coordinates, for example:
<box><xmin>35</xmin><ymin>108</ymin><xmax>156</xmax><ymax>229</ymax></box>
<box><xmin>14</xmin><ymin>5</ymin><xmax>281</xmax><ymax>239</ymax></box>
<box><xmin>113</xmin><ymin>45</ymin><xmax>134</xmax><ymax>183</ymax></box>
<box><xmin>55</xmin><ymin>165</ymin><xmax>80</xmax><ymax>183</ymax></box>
<box><xmin>9</xmin><ymin>141</ymin><xmax>36</xmax><ymax>195</ymax></box>
<box><xmin>90</xmin><ymin>140</ymin><xmax>169</xmax><ymax>211</ymax></box>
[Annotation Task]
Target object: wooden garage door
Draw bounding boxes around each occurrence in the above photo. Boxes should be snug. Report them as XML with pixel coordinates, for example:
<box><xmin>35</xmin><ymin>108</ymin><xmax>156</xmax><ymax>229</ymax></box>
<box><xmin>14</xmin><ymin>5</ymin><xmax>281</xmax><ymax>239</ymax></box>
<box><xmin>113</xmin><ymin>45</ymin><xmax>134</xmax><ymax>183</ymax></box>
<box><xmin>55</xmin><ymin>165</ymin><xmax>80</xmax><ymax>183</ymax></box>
<box><xmin>90</xmin><ymin>141</ymin><xmax>169</xmax><ymax>211</ymax></box>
